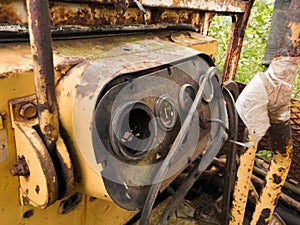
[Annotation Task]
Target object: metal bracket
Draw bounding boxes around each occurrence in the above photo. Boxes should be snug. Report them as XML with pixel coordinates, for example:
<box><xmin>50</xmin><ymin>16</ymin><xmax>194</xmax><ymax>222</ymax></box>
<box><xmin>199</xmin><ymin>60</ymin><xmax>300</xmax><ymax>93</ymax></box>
<box><xmin>9</xmin><ymin>95</ymin><xmax>74</xmax><ymax>209</ymax></box>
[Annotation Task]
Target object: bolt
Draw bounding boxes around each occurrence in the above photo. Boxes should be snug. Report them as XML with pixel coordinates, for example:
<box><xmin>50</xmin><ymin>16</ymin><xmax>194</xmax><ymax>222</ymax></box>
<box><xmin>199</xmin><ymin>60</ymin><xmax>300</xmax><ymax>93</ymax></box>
<box><xmin>199</xmin><ymin>111</ymin><xmax>208</xmax><ymax>129</ymax></box>
<box><xmin>19</xmin><ymin>102</ymin><xmax>37</xmax><ymax>119</ymax></box>
<box><xmin>9</xmin><ymin>158</ymin><xmax>29</xmax><ymax>177</ymax></box>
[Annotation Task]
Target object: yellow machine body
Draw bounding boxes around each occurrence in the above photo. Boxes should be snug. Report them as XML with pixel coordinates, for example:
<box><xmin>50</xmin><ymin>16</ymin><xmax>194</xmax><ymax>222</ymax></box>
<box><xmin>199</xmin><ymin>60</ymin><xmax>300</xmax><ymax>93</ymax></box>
<box><xmin>0</xmin><ymin>31</ymin><xmax>218</xmax><ymax>224</ymax></box>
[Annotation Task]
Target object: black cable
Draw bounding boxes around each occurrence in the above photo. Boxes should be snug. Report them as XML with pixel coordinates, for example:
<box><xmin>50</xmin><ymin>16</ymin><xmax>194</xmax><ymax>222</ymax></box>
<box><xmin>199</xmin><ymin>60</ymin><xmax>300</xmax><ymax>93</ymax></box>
<box><xmin>139</xmin><ymin>67</ymin><xmax>223</xmax><ymax>225</ymax></box>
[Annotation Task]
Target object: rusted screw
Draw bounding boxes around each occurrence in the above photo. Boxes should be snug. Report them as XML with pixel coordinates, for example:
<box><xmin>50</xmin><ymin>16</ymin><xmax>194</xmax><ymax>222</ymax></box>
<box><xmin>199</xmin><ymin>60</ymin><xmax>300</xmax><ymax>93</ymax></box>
<box><xmin>9</xmin><ymin>158</ymin><xmax>30</xmax><ymax>177</ymax></box>
<box><xmin>19</xmin><ymin>102</ymin><xmax>37</xmax><ymax>119</ymax></box>
<box><xmin>199</xmin><ymin>111</ymin><xmax>208</xmax><ymax>129</ymax></box>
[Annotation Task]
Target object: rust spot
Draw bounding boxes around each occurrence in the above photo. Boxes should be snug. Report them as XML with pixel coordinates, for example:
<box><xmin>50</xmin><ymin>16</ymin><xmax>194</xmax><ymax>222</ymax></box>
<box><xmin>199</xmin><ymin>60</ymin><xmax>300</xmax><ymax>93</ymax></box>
<box><xmin>44</xmin><ymin>124</ymin><xmax>54</xmax><ymax>132</ymax></box>
<box><xmin>272</xmin><ymin>174</ymin><xmax>282</xmax><ymax>184</ymax></box>
<box><xmin>269</xmin><ymin>122</ymin><xmax>292</xmax><ymax>154</ymax></box>
<box><xmin>37</xmin><ymin>102</ymin><xmax>55</xmax><ymax>113</ymax></box>
<box><xmin>275</xmin><ymin>0</ymin><xmax>300</xmax><ymax>57</ymax></box>
<box><xmin>257</xmin><ymin>208</ymin><xmax>271</xmax><ymax>225</ymax></box>
<box><xmin>76</xmin><ymin>83</ymin><xmax>98</xmax><ymax>100</ymax></box>
<box><xmin>0</xmin><ymin>4</ymin><xmax>24</xmax><ymax>23</ymax></box>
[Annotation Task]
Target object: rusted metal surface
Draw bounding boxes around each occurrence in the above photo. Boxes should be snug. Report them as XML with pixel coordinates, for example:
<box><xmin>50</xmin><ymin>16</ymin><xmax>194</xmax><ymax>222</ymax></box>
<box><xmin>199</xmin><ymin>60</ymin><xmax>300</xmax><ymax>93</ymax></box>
<box><xmin>251</xmin><ymin>123</ymin><xmax>293</xmax><ymax>225</ymax></box>
<box><xmin>49</xmin><ymin>3</ymin><xmax>146</xmax><ymax>26</ymax></box>
<box><xmin>288</xmin><ymin>99</ymin><xmax>300</xmax><ymax>181</ymax></box>
<box><xmin>19</xmin><ymin>102</ymin><xmax>37</xmax><ymax>119</ymax></box>
<box><xmin>222</xmin><ymin>0</ymin><xmax>254</xmax><ymax>82</ymax></box>
<box><xmin>113</xmin><ymin>0</ymin><xmax>129</xmax><ymax>16</ymax></box>
<box><xmin>252</xmin><ymin>174</ymin><xmax>300</xmax><ymax>214</ymax></box>
<box><xmin>245</xmin><ymin>0</ymin><xmax>299</xmax><ymax>222</ymax></box>
<box><xmin>0</xmin><ymin>0</ymin><xmax>248</xmax><ymax>32</ymax></box>
<box><xmin>275</xmin><ymin>0</ymin><xmax>299</xmax><ymax>58</ymax></box>
<box><xmin>0</xmin><ymin>1</ymin><xmax>202</xmax><ymax>28</ymax></box>
<box><xmin>229</xmin><ymin>134</ymin><xmax>258</xmax><ymax>225</ymax></box>
<box><xmin>9</xmin><ymin>157</ymin><xmax>29</xmax><ymax>176</ymax></box>
<box><xmin>26</xmin><ymin>0</ymin><xmax>59</xmax><ymax>151</ymax></box>
<box><xmin>54</xmin><ymin>135</ymin><xmax>75</xmax><ymax>199</ymax></box>
<box><xmin>237</xmin><ymin>82</ymin><xmax>300</xmax><ymax>184</ymax></box>
<box><xmin>0</xmin><ymin>1</ymin><xmax>27</xmax><ymax>24</ymax></box>
<box><xmin>59</xmin><ymin>0</ymin><xmax>247</xmax><ymax>13</ymax></box>
<box><xmin>9</xmin><ymin>95</ymin><xmax>59</xmax><ymax>209</ymax></box>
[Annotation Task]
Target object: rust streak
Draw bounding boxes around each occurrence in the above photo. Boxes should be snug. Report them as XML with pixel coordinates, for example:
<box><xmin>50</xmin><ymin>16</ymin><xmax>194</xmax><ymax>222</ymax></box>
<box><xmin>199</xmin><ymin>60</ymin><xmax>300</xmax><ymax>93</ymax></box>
<box><xmin>26</xmin><ymin>0</ymin><xmax>59</xmax><ymax>151</ymax></box>
<box><xmin>222</xmin><ymin>0</ymin><xmax>255</xmax><ymax>82</ymax></box>
<box><xmin>275</xmin><ymin>0</ymin><xmax>300</xmax><ymax>57</ymax></box>
<box><xmin>0</xmin><ymin>3</ymin><xmax>23</xmax><ymax>23</ymax></box>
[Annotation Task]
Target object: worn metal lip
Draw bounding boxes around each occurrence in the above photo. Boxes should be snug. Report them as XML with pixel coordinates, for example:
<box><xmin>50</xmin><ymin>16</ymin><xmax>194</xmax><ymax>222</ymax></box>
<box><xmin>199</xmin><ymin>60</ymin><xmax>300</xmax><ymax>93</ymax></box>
<box><xmin>0</xmin><ymin>23</ymin><xmax>198</xmax><ymax>43</ymax></box>
<box><xmin>109</xmin><ymin>101</ymin><xmax>158</xmax><ymax>161</ymax></box>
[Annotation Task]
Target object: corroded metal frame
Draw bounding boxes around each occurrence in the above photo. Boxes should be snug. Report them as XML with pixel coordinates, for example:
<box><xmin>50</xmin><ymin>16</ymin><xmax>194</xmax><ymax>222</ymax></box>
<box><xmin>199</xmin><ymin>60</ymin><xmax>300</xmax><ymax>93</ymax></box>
<box><xmin>0</xmin><ymin>0</ymin><xmax>254</xmax><ymax>82</ymax></box>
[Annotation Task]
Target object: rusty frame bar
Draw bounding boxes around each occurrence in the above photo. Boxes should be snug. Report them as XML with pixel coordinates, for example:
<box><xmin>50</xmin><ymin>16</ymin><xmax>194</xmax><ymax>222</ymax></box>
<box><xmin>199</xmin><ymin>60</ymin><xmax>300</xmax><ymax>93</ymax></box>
<box><xmin>250</xmin><ymin>0</ymin><xmax>299</xmax><ymax>222</ymax></box>
<box><xmin>26</xmin><ymin>0</ymin><xmax>59</xmax><ymax>151</ymax></box>
<box><xmin>229</xmin><ymin>134</ymin><xmax>258</xmax><ymax>225</ymax></box>
<box><xmin>56</xmin><ymin>0</ymin><xmax>247</xmax><ymax>13</ymax></box>
<box><xmin>222</xmin><ymin>0</ymin><xmax>255</xmax><ymax>82</ymax></box>
<box><xmin>251</xmin><ymin>122</ymin><xmax>293</xmax><ymax>225</ymax></box>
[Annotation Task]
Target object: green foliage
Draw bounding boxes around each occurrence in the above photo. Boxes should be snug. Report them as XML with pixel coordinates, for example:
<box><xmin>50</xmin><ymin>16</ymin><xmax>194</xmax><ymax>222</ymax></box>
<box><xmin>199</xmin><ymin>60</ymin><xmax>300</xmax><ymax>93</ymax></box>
<box><xmin>209</xmin><ymin>0</ymin><xmax>299</xmax><ymax>99</ymax></box>
<box><xmin>256</xmin><ymin>150</ymin><xmax>272</xmax><ymax>162</ymax></box>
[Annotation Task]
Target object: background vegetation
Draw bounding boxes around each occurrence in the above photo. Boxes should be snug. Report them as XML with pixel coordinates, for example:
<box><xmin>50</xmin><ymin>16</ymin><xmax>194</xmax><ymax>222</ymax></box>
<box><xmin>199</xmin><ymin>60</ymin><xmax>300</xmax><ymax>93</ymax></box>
<box><xmin>209</xmin><ymin>0</ymin><xmax>300</xmax><ymax>99</ymax></box>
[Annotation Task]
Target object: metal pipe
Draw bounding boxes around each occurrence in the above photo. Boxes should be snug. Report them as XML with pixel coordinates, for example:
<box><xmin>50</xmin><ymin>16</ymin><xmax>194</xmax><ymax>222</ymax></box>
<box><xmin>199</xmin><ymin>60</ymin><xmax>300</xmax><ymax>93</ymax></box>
<box><xmin>253</xmin><ymin>164</ymin><xmax>300</xmax><ymax>196</ymax></box>
<box><xmin>251</xmin><ymin>174</ymin><xmax>300</xmax><ymax>213</ymax></box>
<box><xmin>250</xmin><ymin>122</ymin><xmax>293</xmax><ymax>225</ymax></box>
<box><xmin>222</xmin><ymin>0</ymin><xmax>254</xmax><ymax>82</ymax></box>
<box><xmin>26</xmin><ymin>0</ymin><xmax>59</xmax><ymax>151</ymax></box>
<box><xmin>229</xmin><ymin>134</ymin><xmax>258</xmax><ymax>225</ymax></box>
<box><xmin>250</xmin><ymin>0</ymin><xmax>299</xmax><ymax>223</ymax></box>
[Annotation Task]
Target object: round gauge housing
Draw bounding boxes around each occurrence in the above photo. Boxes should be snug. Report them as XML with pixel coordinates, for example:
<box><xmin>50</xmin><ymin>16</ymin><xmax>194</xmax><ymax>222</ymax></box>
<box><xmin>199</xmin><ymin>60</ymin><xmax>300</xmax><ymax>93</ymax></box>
<box><xmin>155</xmin><ymin>95</ymin><xmax>178</xmax><ymax>131</ymax></box>
<box><xmin>179</xmin><ymin>84</ymin><xmax>196</xmax><ymax>112</ymax></box>
<box><xmin>110</xmin><ymin>102</ymin><xmax>157</xmax><ymax>161</ymax></box>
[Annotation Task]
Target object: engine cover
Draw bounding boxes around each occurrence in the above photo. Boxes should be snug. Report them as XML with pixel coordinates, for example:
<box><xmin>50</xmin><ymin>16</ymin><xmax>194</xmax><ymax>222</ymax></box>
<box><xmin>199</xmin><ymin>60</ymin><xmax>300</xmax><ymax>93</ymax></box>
<box><xmin>57</xmin><ymin>39</ymin><xmax>227</xmax><ymax>210</ymax></box>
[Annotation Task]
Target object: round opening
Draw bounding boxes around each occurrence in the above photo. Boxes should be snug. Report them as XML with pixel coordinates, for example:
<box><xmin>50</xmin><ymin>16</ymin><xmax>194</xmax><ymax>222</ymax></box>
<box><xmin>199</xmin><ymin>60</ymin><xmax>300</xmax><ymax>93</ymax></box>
<box><xmin>110</xmin><ymin>102</ymin><xmax>156</xmax><ymax>161</ymax></box>
<box><xmin>179</xmin><ymin>84</ymin><xmax>196</xmax><ymax>111</ymax></box>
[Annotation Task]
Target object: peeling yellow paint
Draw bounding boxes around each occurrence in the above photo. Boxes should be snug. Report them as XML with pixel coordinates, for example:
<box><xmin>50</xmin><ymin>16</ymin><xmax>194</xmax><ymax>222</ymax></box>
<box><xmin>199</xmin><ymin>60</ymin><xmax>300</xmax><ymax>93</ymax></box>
<box><xmin>229</xmin><ymin>135</ymin><xmax>258</xmax><ymax>225</ymax></box>
<box><xmin>250</xmin><ymin>142</ymin><xmax>292</xmax><ymax>225</ymax></box>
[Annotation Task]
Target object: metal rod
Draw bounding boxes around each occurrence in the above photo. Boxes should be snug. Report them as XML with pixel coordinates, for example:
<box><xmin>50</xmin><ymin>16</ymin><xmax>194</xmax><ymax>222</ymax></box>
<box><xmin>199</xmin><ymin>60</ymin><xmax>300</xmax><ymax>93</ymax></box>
<box><xmin>251</xmin><ymin>174</ymin><xmax>300</xmax><ymax>213</ymax></box>
<box><xmin>222</xmin><ymin>0</ymin><xmax>255</xmax><ymax>82</ymax></box>
<box><xmin>250</xmin><ymin>0</ymin><xmax>299</xmax><ymax>222</ymax></box>
<box><xmin>250</xmin><ymin>122</ymin><xmax>293</xmax><ymax>225</ymax></box>
<box><xmin>229</xmin><ymin>134</ymin><xmax>258</xmax><ymax>225</ymax></box>
<box><xmin>253</xmin><ymin>164</ymin><xmax>300</xmax><ymax>196</ymax></box>
<box><xmin>26</xmin><ymin>0</ymin><xmax>59</xmax><ymax>151</ymax></box>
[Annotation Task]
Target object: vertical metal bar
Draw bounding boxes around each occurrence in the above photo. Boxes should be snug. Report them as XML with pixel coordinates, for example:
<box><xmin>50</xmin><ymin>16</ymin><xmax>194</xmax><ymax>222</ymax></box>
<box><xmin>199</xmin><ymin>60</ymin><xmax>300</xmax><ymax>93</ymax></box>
<box><xmin>250</xmin><ymin>0</ymin><xmax>299</xmax><ymax>223</ymax></box>
<box><xmin>250</xmin><ymin>123</ymin><xmax>293</xmax><ymax>225</ymax></box>
<box><xmin>222</xmin><ymin>0</ymin><xmax>255</xmax><ymax>82</ymax></box>
<box><xmin>229</xmin><ymin>134</ymin><xmax>258</xmax><ymax>225</ymax></box>
<box><xmin>274</xmin><ymin>0</ymin><xmax>299</xmax><ymax>58</ymax></box>
<box><xmin>219</xmin><ymin>86</ymin><xmax>238</xmax><ymax>225</ymax></box>
<box><xmin>26</xmin><ymin>0</ymin><xmax>59</xmax><ymax>151</ymax></box>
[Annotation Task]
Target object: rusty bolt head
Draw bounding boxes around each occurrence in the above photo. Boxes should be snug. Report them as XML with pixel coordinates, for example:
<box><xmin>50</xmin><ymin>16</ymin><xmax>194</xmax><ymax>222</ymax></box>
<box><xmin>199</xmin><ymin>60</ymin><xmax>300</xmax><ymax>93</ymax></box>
<box><xmin>19</xmin><ymin>102</ymin><xmax>37</xmax><ymax>119</ymax></box>
<box><xmin>199</xmin><ymin>111</ymin><xmax>208</xmax><ymax>129</ymax></box>
<box><xmin>9</xmin><ymin>158</ymin><xmax>30</xmax><ymax>177</ymax></box>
